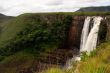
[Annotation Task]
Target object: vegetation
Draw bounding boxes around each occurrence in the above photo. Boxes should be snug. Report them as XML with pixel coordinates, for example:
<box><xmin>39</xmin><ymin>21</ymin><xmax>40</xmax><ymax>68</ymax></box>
<box><xmin>75</xmin><ymin>42</ymin><xmax>110</xmax><ymax>73</ymax></box>
<box><xmin>0</xmin><ymin>13</ymin><xmax>73</xmax><ymax>73</ymax></box>
<box><xmin>44</xmin><ymin>41</ymin><xmax>110</xmax><ymax>73</ymax></box>
<box><xmin>0</xmin><ymin>12</ymin><xmax>110</xmax><ymax>73</ymax></box>
<box><xmin>20</xmin><ymin>12</ymin><xmax>110</xmax><ymax>16</ymax></box>
<box><xmin>0</xmin><ymin>13</ymin><xmax>72</xmax><ymax>57</ymax></box>
<box><xmin>41</xmin><ymin>67</ymin><xmax>65</xmax><ymax>73</ymax></box>
<box><xmin>0</xmin><ymin>51</ymin><xmax>35</xmax><ymax>73</ymax></box>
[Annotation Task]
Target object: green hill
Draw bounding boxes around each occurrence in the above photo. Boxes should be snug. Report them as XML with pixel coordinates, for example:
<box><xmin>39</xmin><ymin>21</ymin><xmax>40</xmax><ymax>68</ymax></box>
<box><xmin>0</xmin><ymin>13</ymin><xmax>74</xmax><ymax>73</ymax></box>
<box><xmin>77</xmin><ymin>6</ymin><xmax>110</xmax><ymax>12</ymax></box>
<box><xmin>0</xmin><ymin>13</ymin><xmax>73</xmax><ymax>57</ymax></box>
<box><xmin>0</xmin><ymin>14</ymin><xmax>13</xmax><ymax>23</ymax></box>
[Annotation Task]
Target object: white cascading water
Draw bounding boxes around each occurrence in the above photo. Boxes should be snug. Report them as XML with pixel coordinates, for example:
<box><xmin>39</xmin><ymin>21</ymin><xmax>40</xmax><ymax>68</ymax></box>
<box><xmin>80</xmin><ymin>16</ymin><xmax>103</xmax><ymax>54</ymax></box>
<box><xmin>66</xmin><ymin>16</ymin><xmax>103</xmax><ymax>70</ymax></box>
<box><xmin>80</xmin><ymin>17</ymin><xmax>91</xmax><ymax>52</ymax></box>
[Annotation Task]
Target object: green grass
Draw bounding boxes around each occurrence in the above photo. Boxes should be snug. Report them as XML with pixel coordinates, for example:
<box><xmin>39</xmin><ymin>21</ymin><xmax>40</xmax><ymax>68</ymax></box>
<box><xmin>73</xmin><ymin>42</ymin><xmax>110</xmax><ymax>73</ymax></box>
<box><xmin>41</xmin><ymin>67</ymin><xmax>65</xmax><ymax>73</ymax></box>
<box><xmin>0</xmin><ymin>51</ymin><xmax>35</xmax><ymax>73</ymax></box>
<box><xmin>43</xmin><ymin>42</ymin><xmax>110</xmax><ymax>73</ymax></box>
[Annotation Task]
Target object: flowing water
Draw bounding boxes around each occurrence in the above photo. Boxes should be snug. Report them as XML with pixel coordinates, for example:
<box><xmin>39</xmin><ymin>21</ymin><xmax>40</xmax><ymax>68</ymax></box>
<box><xmin>80</xmin><ymin>17</ymin><xmax>91</xmax><ymax>52</ymax></box>
<box><xmin>66</xmin><ymin>16</ymin><xmax>103</xmax><ymax>69</ymax></box>
<box><xmin>80</xmin><ymin>16</ymin><xmax>103</xmax><ymax>54</ymax></box>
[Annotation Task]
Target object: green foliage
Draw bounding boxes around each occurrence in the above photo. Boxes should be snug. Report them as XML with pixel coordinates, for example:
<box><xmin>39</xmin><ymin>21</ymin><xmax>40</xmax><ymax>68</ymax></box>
<box><xmin>75</xmin><ymin>42</ymin><xmax>110</xmax><ymax>73</ymax></box>
<box><xmin>80</xmin><ymin>41</ymin><xmax>109</xmax><ymax>61</ymax></box>
<box><xmin>0</xmin><ymin>55</ymin><xmax>5</xmax><ymax>61</ymax></box>
<box><xmin>0</xmin><ymin>14</ymin><xmax>72</xmax><ymax>58</ymax></box>
<box><xmin>0</xmin><ymin>12</ymin><xmax>109</xmax><ymax>57</ymax></box>
<box><xmin>80</xmin><ymin>52</ymin><xmax>90</xmax><ymax>61</ymax></box>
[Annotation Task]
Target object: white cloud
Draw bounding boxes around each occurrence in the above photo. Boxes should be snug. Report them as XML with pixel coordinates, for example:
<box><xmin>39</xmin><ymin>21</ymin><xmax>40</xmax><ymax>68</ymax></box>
<box><xmin>46</xmin><ymin>0</ymin><xmax>63</xmax><ymax>5</ymax></box>
<box><xmin>0</xmin><ymin>0</ymin><xmax>110</xmax><ymax>16</ymax></box>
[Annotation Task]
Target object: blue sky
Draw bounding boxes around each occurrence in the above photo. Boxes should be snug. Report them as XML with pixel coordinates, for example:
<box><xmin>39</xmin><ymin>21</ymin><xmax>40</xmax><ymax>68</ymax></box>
<box><xmin>0</xmin><ymin>0</ymin><xmax>110</xmax><ymax>16</ymax></box>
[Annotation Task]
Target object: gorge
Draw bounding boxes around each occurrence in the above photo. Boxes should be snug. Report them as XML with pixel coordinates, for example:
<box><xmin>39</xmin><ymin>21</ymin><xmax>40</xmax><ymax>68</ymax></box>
<box><xmin>0</xmin><ymin>13</ymin><xmax>109</xmax><ymax>73</ymax></box>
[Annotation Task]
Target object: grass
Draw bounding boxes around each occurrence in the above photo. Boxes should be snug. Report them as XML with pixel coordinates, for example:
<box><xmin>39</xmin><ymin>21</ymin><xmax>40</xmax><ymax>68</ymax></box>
<box><xmin>73</xmin><ymin>42</ymin><xmax>110</xmax><ymax>73</ymax></box>
<box><xmin>41</xmin><ymin>67</ymin><xmax>65</xmax><ymax>73</ymax></box>
<box><xmin>0</xmin><ymin>51</ymin><xmax>35</xmax><ymax>73</ymax></box>
<box><xmin>43</xmin><ymin>42</ymin><xmax>110</xmax><ymax>73</ymax></box>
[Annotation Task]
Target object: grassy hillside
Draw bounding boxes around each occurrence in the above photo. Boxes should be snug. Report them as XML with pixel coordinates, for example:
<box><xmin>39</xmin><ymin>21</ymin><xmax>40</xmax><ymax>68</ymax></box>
<box><xmin>75</xmin><ymin>42</ymin><xmax>110</xmax><ymax>73</ymax></box>
<box><xmin>0</xmin><ymin>14</ymin><xmax>13</xmax><ymax>23</ymax></box>
<box><xmin>44</xmin><ymin>41</ymin><xmax>110</xmax><ymax>73</ymax></box>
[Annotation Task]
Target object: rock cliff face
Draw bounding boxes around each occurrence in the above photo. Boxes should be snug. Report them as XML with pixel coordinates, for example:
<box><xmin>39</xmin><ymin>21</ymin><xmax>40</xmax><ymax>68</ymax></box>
<box><xmin>67</xmin><ymin>16</ymin><xmax>85</xmax><ymax>49</ymax></box>
<box><xmin>67</xmin><ymin>16</ymin><xmax>110</xmax><ymax>49</ymax></box>
<box><xmin>106</xmin><ymin>16</ymin><xmax>110</xmax><ymax>40</ymax></box>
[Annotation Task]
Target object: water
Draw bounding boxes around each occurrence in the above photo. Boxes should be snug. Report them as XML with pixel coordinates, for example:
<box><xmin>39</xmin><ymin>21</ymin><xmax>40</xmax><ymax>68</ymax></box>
<box><xmin>66</xmin><ymin>16</ymin><xmax>103</xmax><ymax>69</ymax></box>
<box><xmin>65</xmin><ymin>55</ymin><xmax>81</xmax><ymax>70</ymax></box>
<box><xmin>80</xmin><ymin>17</ymin><xmax>91</xmax><ymax>52</ymax></box>
<box><xmin>80</xmin><ymin>16</ymin><xmax>103</xmax><ymax>54</ymax></box>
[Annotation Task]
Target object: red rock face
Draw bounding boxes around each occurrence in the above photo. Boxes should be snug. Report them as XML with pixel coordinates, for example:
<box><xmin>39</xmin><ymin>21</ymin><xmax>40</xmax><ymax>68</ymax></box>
<box><xmin>106</xmin><ymin>16</ymin><xmax>110</xmax><ymax>40</ymax></box>
<box><xmin>66</xmin><ymin>16</ymin><xmax>109</xmax><ymax>49</ymax></box>
<box><xmin>67</xmin><ymin>16</ymin><xmax>85</xmax><ymax>49</ymax></box>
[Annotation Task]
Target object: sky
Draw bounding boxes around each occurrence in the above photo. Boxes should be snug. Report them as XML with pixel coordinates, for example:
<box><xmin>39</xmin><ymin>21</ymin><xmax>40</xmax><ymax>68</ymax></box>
<box><xmin>0</xmin><ymin>0</ymin><xmax>110</xmax><ymax>16</ymax></box>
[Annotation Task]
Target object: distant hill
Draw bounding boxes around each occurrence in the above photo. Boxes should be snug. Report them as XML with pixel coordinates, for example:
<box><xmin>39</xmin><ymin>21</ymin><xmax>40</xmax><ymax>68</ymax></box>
<box><xmin>0</xmin><ymin>13</ymin><xmax>13</xmax><ymax>23</ymax></box>
<box><xmin>77</xmin><ymin>6</ymin><xmax>110</xmax><ymax>12</ymax></box>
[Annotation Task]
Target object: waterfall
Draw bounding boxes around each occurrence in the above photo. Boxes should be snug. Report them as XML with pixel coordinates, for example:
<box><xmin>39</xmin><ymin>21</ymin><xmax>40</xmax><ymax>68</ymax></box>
<box><xmin>66</xmin><ymin>16</ymin><xmax>103</xmax><ymax>69</ymax></box>
<box><xmin>80</xmin><ymin>17</ymin><xmax>91</xmax><ymax>52</ymax></box>
<box><xmin>80</xmin><ymin>16</ymin><xmax>103</xmax><ymax>54</ymax></box>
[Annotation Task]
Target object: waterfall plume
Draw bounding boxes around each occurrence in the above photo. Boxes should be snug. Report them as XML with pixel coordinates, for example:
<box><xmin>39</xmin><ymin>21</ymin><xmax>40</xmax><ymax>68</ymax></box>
<box><xmin>66</xmin><ymin>16</ymin><xmax>103</xmax><ymax>69</ymax></box>
<box><xmin>80</xmin><ymin>17</ymin><xmax>91</xmax><ymax>52</ymax></box>
<box><xmin>80</xmin><ymin>16</ymin><xmax>103</xmax><ymax>54</ymax></box>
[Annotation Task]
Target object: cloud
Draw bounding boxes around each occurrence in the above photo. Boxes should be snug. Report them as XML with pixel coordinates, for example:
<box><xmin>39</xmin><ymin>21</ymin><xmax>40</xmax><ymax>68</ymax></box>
<box><xmin>0</xmin><ymin>0</ymin><xmax>110</xmax><ymax>16</ymax></box>
<box><xmin>46</xmin><ymin>0</ymin><xmax>63</xmax><ymax>6</ymax></box>
<box><xmin>0</xmin><ymin>6</ymin><xmax>6</xmax><ymax>12</ymax></box>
